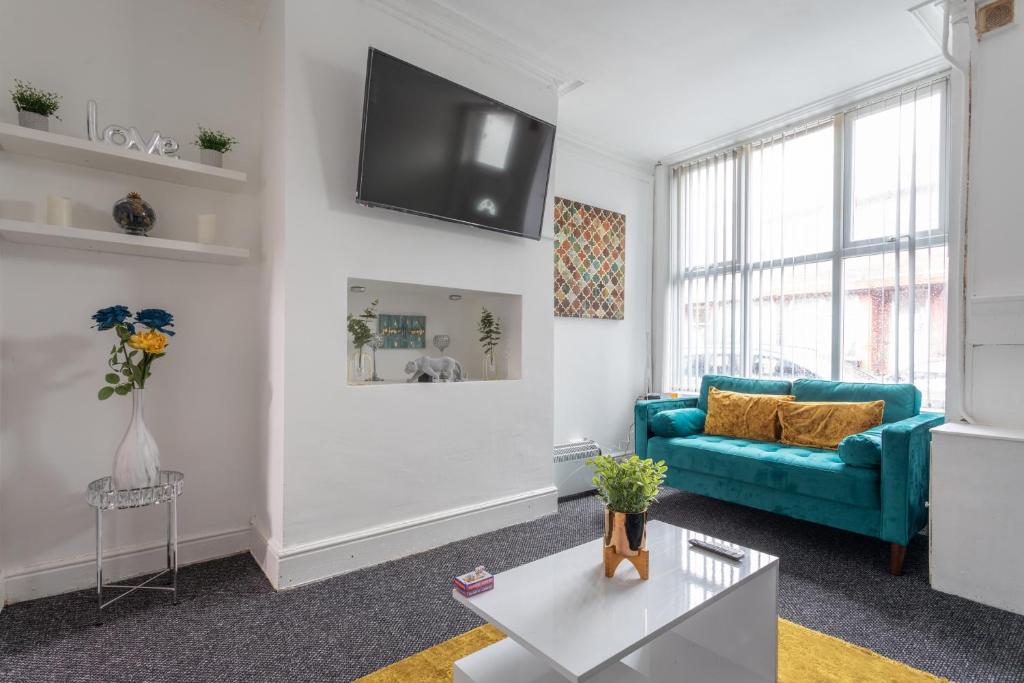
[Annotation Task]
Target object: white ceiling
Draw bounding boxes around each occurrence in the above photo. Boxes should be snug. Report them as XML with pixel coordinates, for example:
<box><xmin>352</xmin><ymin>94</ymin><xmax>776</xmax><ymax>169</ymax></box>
<box><xmin>435</xmin><ymin>0</ymin><xmax>942</xmax><ymax>164</ymax></box>
<box><xmin>203</xmin><ymin>0</ymin><xmax>269</xmax><ymax>26</ymax></box>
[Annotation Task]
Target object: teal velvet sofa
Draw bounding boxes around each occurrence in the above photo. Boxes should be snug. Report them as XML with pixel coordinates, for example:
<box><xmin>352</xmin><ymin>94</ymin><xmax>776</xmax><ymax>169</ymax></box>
<box><xmin>635</xmin><ymin>375</ymin><xmax>944</xmax><ymax>574</ymax></box>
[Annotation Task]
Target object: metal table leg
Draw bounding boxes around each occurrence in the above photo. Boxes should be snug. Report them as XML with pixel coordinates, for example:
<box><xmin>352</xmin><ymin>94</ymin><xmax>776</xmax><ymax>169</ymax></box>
<box><xmin>95</xmin><ymin>506</ymin><xmax>103</xmax><ymax>623</ymax></box>
<box><xmin>168</xmin><ymin>496</ymin><xmax>178</xmax><ymax>603</ymax></box>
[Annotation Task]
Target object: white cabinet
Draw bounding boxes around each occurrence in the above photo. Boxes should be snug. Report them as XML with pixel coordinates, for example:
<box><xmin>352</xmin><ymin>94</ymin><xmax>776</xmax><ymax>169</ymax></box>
<box><xmin>930</xmin><ymin>423</ymin><xmax>1024</xmax><ymax>615</ymax></box>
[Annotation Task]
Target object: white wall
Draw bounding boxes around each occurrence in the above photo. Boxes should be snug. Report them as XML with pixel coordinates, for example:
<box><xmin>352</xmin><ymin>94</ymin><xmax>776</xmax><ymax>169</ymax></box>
<box><xmin>927</xmin><ymin>9</ymin><xmax>1024</xmax><ymax>609</ymax></box>
<box><xmin>258</xmin><ymin>0</ymin><xmax>558</xmax><ymax>587</ymax></box>
<box><xmin>254</xmin><ymin>0</ymin><xmax>286</xmax><ymax>581</ymax></box>
<box><xmin>958</xmin><ymin>20</ymin><xmax>1024</xmax><ymax>427</ymax></box>
<box><xmin>0</xmin><ymin>0</ymin><xmax>657</xmax><ymax>599</ymax></box>
<box><xmin>552</xmin><ymin>140</ymin><xmax>654</xmax><ymax>454</ymax></box>
<box><xmin>0</xmin><ymin>244</ymin><xmax>5</xmax><ymax>609</ymax></box>
<box><xmin>0</xmin><ymin>0</ymin><xmax>262</xmax><ymax>602</ymax></box>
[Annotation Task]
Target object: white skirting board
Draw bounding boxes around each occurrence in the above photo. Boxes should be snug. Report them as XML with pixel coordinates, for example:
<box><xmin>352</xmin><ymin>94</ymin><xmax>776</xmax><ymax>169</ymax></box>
<box><xmin>3</xmin><ymin>487</ymin><xmax>558</xmax><ymax>603</ymax></box>
<box><xmin>248</xmin><ymin>522</ymin><xmax>281</xmax><ymax>590</ymax></box>
<box><xmin>252</xmin><ymin>486</ymin><xmax>559</xmax><ymax>590</ymax></box>
<box><xmin>3</xmin><ymin>527</ymin><xmax>250</xmax><ymax>605</ymax></box>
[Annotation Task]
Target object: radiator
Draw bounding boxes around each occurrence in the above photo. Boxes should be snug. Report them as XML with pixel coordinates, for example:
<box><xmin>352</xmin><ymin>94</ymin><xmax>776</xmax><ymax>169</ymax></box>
<box><xmin>553</xmin><ymin>439</ymin><xmax>601</xmax><ymax>496</ymax></box>
<box><xmin>553</xmin><ymin>439</ymin><xmax>602</xmax><ymax>463</ymax></box>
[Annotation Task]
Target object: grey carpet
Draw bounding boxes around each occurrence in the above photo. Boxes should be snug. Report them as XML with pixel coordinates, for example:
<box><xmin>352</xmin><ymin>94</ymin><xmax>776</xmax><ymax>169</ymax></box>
<box><xmin>1</xmin><ymin>489</ymin><xmax>1023</xmax><ymax>682</ymax></box>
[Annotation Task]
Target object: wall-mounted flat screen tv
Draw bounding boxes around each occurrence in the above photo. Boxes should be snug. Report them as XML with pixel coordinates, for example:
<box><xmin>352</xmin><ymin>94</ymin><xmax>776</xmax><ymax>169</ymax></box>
<box><xmin>356</xmin><ymin>48</ymin><xmax>555</xmax><ymax>240</ymax></box>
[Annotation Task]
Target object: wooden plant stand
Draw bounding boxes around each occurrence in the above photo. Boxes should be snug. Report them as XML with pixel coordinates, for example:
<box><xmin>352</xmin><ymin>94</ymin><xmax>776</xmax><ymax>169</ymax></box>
<box><xmin>604</xmin><ymin>544</ymin><xmax>649</xmax><ymax>580</ymax></box>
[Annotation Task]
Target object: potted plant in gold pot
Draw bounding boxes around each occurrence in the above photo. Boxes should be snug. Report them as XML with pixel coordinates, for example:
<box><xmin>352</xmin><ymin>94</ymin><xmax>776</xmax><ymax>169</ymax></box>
<box><xmin>588</xmin><ymin>454</ymin><xmax>667</xmax><ymax>580</ymax></box>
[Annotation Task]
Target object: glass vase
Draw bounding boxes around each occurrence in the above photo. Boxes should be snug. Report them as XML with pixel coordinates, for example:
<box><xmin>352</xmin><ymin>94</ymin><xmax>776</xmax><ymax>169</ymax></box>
<box><xmin>112</xmin><ymin>389</ymin><xmax>161</xmax><ymax>489</ymax></box>
<box><xmin>349</xmin><ymin>348</ymin><xmax>371</xmax><ymax>383</ymax></box>
<box><xmin>482</xmin><ymin>353</ymin><xmax>496</xmax><ymax>380</ymax></box>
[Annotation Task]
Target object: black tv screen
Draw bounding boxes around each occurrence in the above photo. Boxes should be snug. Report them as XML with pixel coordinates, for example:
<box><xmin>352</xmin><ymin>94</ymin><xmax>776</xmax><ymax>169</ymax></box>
<box><xmin>356</xmin><ymin>49</ymin><xmax>555</xmax><ymax>240</ymax></box>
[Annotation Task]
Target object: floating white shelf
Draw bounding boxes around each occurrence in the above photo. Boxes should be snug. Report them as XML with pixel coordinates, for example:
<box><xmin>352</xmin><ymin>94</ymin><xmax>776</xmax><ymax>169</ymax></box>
<box><xmin>0</xmin><ymin>122</ymin><xmax>247</xmax><ymax>192</ymax></box>
<box><xmin>347</xmin><ymin>379</ymin><xmax>521</xmax><ymax>387</ymax></box>
<box><xmin>0</xmin><ymin>218</ymin><xmax>249</xmax><ymax>264</ymax></box>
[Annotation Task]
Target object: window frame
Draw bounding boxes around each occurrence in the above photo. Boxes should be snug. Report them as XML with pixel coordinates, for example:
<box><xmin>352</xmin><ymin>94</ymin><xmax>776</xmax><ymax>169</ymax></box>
<box><xmin>668</xmin><ymin>76</ymin><xmax>950</xmax><ymax>404</ymax></box>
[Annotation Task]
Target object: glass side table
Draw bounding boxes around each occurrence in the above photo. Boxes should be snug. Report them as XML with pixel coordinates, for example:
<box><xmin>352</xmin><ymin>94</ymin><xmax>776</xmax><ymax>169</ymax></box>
<box><xmin>86</xmin><ymin>470</ymin><xmax>183</xmax><ymax>620</ymax></box>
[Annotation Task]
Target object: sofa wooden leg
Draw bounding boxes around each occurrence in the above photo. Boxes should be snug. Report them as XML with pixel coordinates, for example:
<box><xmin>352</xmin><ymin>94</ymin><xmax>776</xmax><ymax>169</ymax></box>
<box><xmin>889</xmin><ymin>543</ymin><xmax>906</xmax><ymax>576</ymax></box>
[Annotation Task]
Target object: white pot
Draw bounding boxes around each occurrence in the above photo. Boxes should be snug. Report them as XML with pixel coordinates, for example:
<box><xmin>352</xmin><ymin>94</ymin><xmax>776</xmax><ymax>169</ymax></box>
<box><xmin>112</xmin><ymin>388</ymin><xmax>160</xmax><ymax>489</ymax></box>
<box><xmin>199</xmin><ymin>148</ymin><xmax>224</xmax><ymax>167</ymax></box>
<box><xmin>18</xmin><ymin>110</ymin><xmax>48</xmax><ymax>131</ymax></box>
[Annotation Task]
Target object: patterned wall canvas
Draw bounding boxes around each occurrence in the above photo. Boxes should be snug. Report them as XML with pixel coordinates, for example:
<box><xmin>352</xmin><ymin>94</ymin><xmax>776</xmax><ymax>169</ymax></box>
<box><xmin>378</xmin><ymin>314</ymin><xmax>426</xmax><ymax>349</ymax></box>
<box><xmin>553</xmin><ymin>197</ymin><xmax>626</xmax><ymax>319</ymax></box>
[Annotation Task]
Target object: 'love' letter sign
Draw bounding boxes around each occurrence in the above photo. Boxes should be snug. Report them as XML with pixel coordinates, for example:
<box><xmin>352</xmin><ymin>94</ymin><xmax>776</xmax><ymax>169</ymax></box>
<box><xmin>87</xmin><ymin>100</ymin><xmax>179</xmax><ymax>158</ymax></box>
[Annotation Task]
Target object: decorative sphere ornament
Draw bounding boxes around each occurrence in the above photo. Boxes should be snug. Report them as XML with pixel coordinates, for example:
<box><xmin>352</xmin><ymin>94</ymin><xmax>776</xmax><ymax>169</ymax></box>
<box><xmin>113</xmin><ymin>192</ymin><xmax>156</xmax><ymax>236</ymax></box>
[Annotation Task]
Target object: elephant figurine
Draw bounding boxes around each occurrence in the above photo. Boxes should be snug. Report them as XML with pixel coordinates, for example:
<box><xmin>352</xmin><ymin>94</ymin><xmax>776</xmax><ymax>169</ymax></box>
<box><xmin>405</xmin><ymin>356</ymin><xmax>464</xmax><ymax>382</ymax></box>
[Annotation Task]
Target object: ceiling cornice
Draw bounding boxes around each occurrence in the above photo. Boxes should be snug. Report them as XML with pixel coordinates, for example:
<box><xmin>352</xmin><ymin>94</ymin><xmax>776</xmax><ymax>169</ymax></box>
<box><xmin>364</xmin><ymin>0</ymin><xmax>580</xmax><ymax>91</ymax></box>
<box><xmin>909</xmin><ymin>0</ymin><xmax>947</xmax><ymax>46</ymax></box>
<box><xmin>557</xmin><ymin>128</ymin><xmax>656</xmax><ymax>180</ymax></box>
<box><xmin>909</xmin><ymin>0</ymin><xmax>970</xmax><ymax>48</ymax></box>
<box><xmin>660</xmin><ymin>55</ymin><xmax>950</xmax><ymax>166</ymax></box>
<box><xmin>362</xmin><ymin>0</ymin><xmax>656</xmax><ymax>174</ymax></box>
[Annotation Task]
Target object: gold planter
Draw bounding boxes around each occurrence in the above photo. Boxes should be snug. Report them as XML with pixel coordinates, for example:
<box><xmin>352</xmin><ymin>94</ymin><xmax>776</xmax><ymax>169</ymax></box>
<box><xmin>603</xmin><ymin>507</ymin><xmax>649</xmax><ymax>580</ymax></box>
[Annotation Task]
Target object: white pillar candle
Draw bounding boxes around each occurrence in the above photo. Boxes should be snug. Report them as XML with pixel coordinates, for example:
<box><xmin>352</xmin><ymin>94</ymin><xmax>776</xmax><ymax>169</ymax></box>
<box><xmin>46</xmin><ymin>195</ymin><xmax>72</xmax><ymax>227</ymax></box>
<box><xmin>197</xmin><ymin>213</ymin><xmax>217</xmax><ymax>244</ymax></box>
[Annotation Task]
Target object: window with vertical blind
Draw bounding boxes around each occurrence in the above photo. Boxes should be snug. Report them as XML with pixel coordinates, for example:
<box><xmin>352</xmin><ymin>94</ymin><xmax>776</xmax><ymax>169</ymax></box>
<box><xmin>665</xmin><ymin>77</ymin><xmax>948</xmax><ymax>408</ymax></box>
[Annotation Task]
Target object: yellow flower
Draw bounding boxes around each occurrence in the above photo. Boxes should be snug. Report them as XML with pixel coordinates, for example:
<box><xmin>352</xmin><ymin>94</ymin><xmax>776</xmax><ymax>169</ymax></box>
<box><xmin>127</xmin><ymin>330</ymin><xmax>168</xmax><ymax>354</ymax></box>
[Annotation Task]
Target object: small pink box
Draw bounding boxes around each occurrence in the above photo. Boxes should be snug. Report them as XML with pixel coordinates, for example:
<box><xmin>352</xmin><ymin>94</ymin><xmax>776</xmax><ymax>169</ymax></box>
<box><xmin>454</xmin><ymin>565</ymin><xmax>494</xmax><ymax>597</ymax></box>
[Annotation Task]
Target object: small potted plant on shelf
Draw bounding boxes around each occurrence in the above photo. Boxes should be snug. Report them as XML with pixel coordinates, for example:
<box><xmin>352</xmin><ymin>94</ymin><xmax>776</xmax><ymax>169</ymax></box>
<box><xmin>10</xmin><ymin>79</ymin><xmax>62</xmax><ymax>131</ymax></box>
<box><xmin>193</xmin><ymin>125</ymin><xmax>238</xmax><ymax>167</ymax></box>
<box><xmin>587</xmin><ymin>454</ymin><xmax>668</xmax><ymax>580</ymax></box>
<box><xmin>478</xmin><ymin>307</ymin><xmax>502</xmax><ymax>380</ymax></box>
<box><xmin>347</xmin><ymin>298</ymin><xmax>378</xmax><ymax>382</ymax></box>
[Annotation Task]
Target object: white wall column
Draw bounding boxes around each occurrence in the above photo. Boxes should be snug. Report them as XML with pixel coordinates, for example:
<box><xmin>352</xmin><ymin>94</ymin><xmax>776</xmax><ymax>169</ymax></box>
<box><xmin>651</xmin><ymin>163</ymin><xmax>671</xmax><ymax>394</ymax></box>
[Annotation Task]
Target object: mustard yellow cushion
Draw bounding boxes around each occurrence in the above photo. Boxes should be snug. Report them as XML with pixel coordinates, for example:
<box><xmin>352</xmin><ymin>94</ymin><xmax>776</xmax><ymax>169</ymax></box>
<box><xmin>779</xmin><ymin>401</ymin><xmax>885</xmax><ymax>450</ymax></box>
<box><xmin>704</xmin><ymin>387</ymin><xmax>795</xmax><ymax>442</ymax></box>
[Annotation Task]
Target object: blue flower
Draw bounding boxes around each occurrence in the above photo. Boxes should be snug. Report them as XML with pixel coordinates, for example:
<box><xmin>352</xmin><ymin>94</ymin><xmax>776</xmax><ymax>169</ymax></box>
<box><xmin>91</xmin><ymin>305</ymin><xmax>133</xmax><ymax>332</ymax></box>
<box><xmin>135</xmin><ymin>308</ymin><xmax>175</xmax><ymax>336</ymax></box>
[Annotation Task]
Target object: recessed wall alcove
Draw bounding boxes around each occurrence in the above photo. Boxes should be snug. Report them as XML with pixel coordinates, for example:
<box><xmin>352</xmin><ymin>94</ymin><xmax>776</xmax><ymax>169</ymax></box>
<box><xmin>347</xmin><ymin>278</ymin><xmax>522</xmax><ymax>385</ymax></box>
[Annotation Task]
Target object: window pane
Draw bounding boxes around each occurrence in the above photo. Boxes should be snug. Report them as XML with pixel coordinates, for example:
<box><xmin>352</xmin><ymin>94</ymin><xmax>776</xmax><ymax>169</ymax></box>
<box><xmin>667</xmin><ymin>80</ymin><xmax>947</xmax><ymax>405</ymax></box>
<box><xmin>671</xmin><ymin>153</ymin><xmax>740</xmax><ymax>392</ymax></box>
<box><xmin>914</xmin><ymin>244</ymin><xmax>948</xmax><ymax>409</ymax></box>
<box><xmin>841</xmin><ymin>246</ymin><xmax>946</xmax><ymax>408</ymax></box>
<box><xmin>676</xmin><ymin>272</ymin><xmax>741</xmax><ymax>391</ymax></box>
<box><xmin>749</xmin><ymin>125</ymin><xmax>834</xmax><ymax>263</ymax></box>
<box><xmin>842</xmin><ymin>252</ymin><xmax>898</xmax><ymax>383</ymax></box>
<box><xmin>679</xmin><ymin>154</ymin><xmax>734</xmax><ymax>270</ymax></box>
<box><xmin>749</xmin><ymin>261</ymin><xmax>833</xmax><ymax>381</ymax></box>
<box><xmin>913</xmin><ymin>88</ymin><xmax>944</xmax><ymax>235</ymax></box>
<box><xmin>849</xmin><ymin>86</ymin><xmax>944</xmax><ymax>242</ymax></box>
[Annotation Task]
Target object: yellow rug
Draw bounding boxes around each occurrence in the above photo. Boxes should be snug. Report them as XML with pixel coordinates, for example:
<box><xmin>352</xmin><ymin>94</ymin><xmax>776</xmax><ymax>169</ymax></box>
<box><xmin>356</xmin><ymin>619</ymin><xmax>948</xmax><ymax>682</ymax></box>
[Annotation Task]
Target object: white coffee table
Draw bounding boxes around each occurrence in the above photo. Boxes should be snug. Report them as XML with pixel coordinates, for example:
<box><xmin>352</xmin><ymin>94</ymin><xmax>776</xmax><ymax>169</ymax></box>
<box><xmin>452</xmin><ymin>520</ymin><xmax>779</xmax><ymax>683</ymax></box>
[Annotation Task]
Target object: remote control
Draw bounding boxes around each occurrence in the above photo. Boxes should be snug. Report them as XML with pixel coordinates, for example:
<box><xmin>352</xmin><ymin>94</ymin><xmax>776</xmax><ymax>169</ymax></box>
<box><xmin>688</xmin><ymin>538</ymin><xmax>745</xmax><ymax>560</ymax></box>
